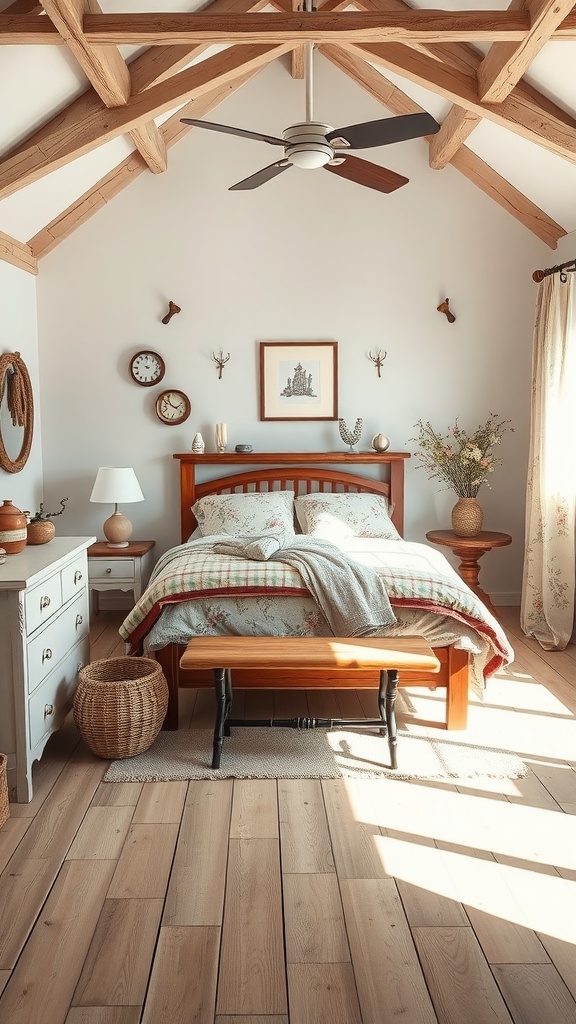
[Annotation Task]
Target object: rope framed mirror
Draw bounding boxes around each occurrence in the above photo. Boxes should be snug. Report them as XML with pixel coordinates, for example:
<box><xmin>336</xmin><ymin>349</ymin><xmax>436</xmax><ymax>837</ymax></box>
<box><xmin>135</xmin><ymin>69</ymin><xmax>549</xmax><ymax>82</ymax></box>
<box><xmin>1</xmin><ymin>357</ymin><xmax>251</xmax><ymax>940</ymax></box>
<box><xmin>0</xmin><ymin>352</ymin><xmax>34</xmax><ymax>473</ymax></box>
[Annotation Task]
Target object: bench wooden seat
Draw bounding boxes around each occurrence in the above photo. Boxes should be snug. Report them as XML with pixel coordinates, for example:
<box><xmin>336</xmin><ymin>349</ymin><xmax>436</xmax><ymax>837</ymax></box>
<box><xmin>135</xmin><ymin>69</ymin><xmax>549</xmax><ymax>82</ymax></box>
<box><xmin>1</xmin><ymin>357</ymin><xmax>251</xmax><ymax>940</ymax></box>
<box><xmin>179</xmin><ymin>636</ymin><xmax>440</xmax><ymax>771</ymax></box>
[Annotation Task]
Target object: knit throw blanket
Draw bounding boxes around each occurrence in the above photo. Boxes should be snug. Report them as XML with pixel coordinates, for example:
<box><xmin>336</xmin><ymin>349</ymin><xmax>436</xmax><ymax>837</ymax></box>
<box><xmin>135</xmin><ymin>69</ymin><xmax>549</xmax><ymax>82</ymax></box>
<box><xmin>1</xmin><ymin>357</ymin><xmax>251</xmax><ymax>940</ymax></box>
<box><xmin>213</xmin><ymin>533</ymin><xmax>396</xmax><ymax>637</ymax></box>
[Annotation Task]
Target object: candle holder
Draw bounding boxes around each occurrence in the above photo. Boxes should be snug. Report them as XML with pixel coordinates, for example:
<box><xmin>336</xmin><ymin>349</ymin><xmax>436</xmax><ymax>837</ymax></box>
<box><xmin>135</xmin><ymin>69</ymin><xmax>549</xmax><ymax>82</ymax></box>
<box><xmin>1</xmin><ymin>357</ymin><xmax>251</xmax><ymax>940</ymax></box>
<box><xmin>215</xmin><ymin>423</ymin><xmax>228</xmax><ymax>454</ymax></box>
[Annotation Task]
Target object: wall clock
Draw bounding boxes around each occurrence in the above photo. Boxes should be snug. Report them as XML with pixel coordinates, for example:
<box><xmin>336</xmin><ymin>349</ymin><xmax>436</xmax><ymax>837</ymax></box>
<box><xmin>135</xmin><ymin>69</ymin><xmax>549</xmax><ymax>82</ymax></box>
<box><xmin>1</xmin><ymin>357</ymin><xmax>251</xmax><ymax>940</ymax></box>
<box><xmin>0</xmin><ymin>351</ymin><xmax>34</xmax><ymax>474</ymax></box>
<box><xmin>155</xmin><ymin>389</ymin><xmax>191</xmax><ymax>425</ymax></box>
<box><xmin>129</xmin><ymin>350</ymin><xmax>166</xmax><ymax>386</ymax></box>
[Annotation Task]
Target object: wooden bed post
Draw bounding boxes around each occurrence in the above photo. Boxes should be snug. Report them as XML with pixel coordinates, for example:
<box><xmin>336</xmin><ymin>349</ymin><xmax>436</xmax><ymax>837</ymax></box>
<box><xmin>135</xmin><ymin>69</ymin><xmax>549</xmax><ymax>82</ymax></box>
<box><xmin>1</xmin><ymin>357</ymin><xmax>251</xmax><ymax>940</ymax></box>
<box><xmin>178</xmin><ymin>459</ymin><xmax>197</xmax><ymax>543</ymax></box>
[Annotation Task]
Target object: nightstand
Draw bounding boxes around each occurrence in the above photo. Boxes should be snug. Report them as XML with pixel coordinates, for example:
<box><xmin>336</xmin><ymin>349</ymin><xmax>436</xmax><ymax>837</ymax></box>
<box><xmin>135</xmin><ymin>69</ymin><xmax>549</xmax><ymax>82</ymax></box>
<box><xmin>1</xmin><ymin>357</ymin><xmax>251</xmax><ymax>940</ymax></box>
<box><xmin>87</xmin><ymin>540</ymin><xmax>156</xmax><ymax>614</ymax></box>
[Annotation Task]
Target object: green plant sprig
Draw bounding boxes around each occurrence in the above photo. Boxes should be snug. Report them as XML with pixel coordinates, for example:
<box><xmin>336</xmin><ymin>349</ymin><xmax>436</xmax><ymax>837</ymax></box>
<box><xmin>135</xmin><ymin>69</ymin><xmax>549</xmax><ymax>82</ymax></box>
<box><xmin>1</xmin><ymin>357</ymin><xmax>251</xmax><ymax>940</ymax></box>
<box><xmin>28</xmin><ymin>498</ymin><xmax>68</xmax><ymax>522</ymax></box>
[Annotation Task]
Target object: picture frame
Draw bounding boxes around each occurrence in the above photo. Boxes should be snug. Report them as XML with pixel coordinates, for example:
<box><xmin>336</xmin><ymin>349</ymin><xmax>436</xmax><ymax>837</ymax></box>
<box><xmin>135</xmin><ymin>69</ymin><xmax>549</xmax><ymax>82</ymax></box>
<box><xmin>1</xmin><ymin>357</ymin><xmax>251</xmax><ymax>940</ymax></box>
<box><xmin>259</xmin><ymin>341</ymin><xmax>338</xmax><ymax>421</ymax></box>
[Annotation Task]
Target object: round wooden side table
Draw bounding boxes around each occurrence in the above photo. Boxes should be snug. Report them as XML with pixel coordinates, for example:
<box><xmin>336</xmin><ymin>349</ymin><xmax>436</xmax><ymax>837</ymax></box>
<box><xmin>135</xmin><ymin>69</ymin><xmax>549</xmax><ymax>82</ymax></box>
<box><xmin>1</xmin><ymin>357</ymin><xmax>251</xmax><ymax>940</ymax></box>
<box><xmin>425</xmin><ymin>529</ymin><xmax>512</xmax><ymax>619</ymax></box>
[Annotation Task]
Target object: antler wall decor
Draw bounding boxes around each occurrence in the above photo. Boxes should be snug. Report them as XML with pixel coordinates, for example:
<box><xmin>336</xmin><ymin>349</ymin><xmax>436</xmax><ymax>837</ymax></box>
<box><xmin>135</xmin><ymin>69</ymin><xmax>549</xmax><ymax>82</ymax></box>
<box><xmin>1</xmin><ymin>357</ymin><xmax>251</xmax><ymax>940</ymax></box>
<box><xmin>212</xmin><ymin>349</ymin><xmax>230</xmax><ymax>379</ymax></box>
<box><xmin>368</xmin><ymin>349</ymin><xmax>387</xmax><ymax>378</ymax></box>
<box><xmin>161</xmin><ymin>300</ymin><xmax>181</xmax><ymax>325</ymax></box>
<box><xmin>437</xmin><ymin>298</ymin><xmax>456</xmax><ymax>323</ymax></box>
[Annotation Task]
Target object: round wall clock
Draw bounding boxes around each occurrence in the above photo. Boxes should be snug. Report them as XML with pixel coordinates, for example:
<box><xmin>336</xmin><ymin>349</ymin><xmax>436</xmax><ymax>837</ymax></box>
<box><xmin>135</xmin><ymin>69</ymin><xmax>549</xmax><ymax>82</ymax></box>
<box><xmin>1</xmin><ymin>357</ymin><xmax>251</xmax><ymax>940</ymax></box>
<box><xmin>0</xmin><ymin>351</ymin><xmax>34</xmax><ymax>474</ymax></box>
<box><xmin>129</xmin><ymin>350</ymin><xmax>166</xmax><ymax>386</ymax></box>
<box><xmin>155</xmin><ymin>389</ymin><xmax>191</xmax><ymax>425</ymax></box>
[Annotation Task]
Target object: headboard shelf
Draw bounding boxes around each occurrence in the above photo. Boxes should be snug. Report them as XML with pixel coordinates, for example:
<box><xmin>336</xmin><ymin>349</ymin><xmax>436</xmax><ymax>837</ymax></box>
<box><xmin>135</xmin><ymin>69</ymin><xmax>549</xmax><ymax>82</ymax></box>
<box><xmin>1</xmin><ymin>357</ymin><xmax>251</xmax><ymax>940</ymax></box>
<box><xmin>173</xmin><ymin>451</ymin><xmax>410</xmax><ymax>543</ymax></box>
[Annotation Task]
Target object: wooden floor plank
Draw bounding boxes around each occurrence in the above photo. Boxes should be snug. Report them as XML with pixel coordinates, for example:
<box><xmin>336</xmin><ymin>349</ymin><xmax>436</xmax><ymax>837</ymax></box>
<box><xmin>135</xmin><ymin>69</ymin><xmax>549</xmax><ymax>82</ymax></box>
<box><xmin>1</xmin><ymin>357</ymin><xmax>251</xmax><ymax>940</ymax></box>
<box><xmin>0</xmin><ymin>971</ymin><xmax>10</xmax><ymax>996</ymax></box>
<box><xmin>413</xmin><ymin>925</ymin><xmax>514</xmax><ymax>1024</ymax></box>
<box><xmin>107</xmin><ymin>823</ymin><xmax>179</xmax><ymax>899</ymax></box>
<box><xmin>131</xmin><ymin>781</ymin><xmax>188</xmax><ymax>823</ymax></box>
<box><xmin>0</xmin><ymin>856</ymin><xmax>62</xmax><ymax>969</ymax></box>
<box><xmin>72</xmin><ymin>898</ymin><xmax>164</xmax><ymax>1007</ymax></box>
<box><xmin>66</xmin><ymin>806</ymin><xmax>135</xmax><ymax>860</ymax></box>
<box><xmin>66</xmin><ymin>1008</ymin><xmax>141</xmax><ymax>1024</ymax></box>
<box><xmin>0</xmin><ymin>860</ymin><xmax>116</xmax><ymax>1024</ymax></box>
<box><xmin>91</xmin><ymin>782</ymin><xmax>143</xmax><ymax>807</ymax></box>
<box><xmin>492</xmin><ymin>963</ymin><xmax>576</xmax><ymax>1024</ymax></box>
<box><xmin>230</xmin><ymin>779</ymin><xmax>278</xmax><ymax>839</ymax></box>
<box><xmin>283</xmin><ymin>873</ymin><xmax>350</xmax><ymax>963</ymax></box>
<box><xmin>141</xmin><ymin>926</ymin><xmax>219</xmax><ymax>1024</ymax></box>
<box><xmin>341</xmin><ymin>877</ymin><xmax>438</xmax><ymax>1024</ymax></box>
<box><xmin>163</xmin><ymin>780</ymin><xmax>232</xmax><ymax>926</ymax></box>
<box><xmin>322</xmin><ymin>778</ymin><xmax>389</xmax><ymax>879</ymax></box>
<box><xmin>216</xmin><ymin>839</ymin><xmax>287</xmax><ymax>1016</ymax></box>
<box><xmin>287</xmin><ymin>963</ymin><xmax>362</xmax><ymax>1024</ymax></box>
<box><xmin>278</xmin><ymin>778</ymin><xmax>335</xmax><ymax>874</ymax></box>
<box><xmin>0</xmin><ymin>815</ymin><xmax>31</xmax><ymax>872</ymax></box>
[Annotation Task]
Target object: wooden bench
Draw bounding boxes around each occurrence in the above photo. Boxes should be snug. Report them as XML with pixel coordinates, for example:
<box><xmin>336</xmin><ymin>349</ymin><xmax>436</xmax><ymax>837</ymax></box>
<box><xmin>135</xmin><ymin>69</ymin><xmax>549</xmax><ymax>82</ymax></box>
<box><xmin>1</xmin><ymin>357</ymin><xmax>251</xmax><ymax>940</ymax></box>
<box><xmin>179</xmin><ymin>636</ymin><xmax>440</xmax><ymax>771</ymax></box>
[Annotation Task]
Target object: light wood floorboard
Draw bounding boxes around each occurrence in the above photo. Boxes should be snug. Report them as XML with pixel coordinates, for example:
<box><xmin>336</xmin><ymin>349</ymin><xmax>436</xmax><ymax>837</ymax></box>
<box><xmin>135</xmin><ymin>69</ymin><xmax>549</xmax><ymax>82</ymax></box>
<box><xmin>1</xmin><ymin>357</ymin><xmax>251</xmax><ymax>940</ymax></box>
<box><xmin>0</xmin><ymin>608</ymin><xmax>574</xmax><ymax>1024</ymax></box>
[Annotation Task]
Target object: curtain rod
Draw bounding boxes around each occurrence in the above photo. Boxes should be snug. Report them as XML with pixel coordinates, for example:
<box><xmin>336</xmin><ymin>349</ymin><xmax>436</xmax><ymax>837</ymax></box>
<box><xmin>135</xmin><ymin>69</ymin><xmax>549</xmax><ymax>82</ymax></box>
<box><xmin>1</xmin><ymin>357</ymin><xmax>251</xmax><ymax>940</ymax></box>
<box><xmin>532</xmin><ymin>257</ymin><xmax>576</xmax><ymax>283</ymax></box>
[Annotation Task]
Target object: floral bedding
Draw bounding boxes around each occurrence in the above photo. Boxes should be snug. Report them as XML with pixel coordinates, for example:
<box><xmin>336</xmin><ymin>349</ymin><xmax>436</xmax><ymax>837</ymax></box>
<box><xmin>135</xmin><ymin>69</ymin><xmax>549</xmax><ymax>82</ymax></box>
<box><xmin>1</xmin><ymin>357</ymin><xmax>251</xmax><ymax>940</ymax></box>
<box><xmin>119</xmin><ymin>535</ymin><xmax>514</xmax><ymax>686</ymax></box>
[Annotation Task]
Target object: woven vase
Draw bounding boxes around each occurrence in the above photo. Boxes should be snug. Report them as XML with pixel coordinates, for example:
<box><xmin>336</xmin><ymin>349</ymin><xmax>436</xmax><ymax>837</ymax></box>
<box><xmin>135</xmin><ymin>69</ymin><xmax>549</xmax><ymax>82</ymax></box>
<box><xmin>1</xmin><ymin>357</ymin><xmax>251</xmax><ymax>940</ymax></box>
<box><xmin>27</xmin><ymin>520</ymin><xmax>56</xmax><ymax>545</ymax></box>
<box><xmin>451</xmin><ymin>497</ymin><xmax>484</xmax><ymax>538</ymax></box>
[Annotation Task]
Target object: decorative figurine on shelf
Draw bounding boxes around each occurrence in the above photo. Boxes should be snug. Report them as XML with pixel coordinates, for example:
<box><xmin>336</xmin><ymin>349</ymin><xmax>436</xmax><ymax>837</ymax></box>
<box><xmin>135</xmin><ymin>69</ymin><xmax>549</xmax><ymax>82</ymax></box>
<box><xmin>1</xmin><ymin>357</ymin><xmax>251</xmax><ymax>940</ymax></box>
<box><xmin>215</xmin><ymin>423</ymin><xmax>227</xmax><ymax>454</ymax></box>
<box><xmin>338</xmin><ymin>418</ymin><xmax>363</xmax><ymax>454</ymax></box>
<box><xmin>371</xmin><ymin>433</ymin><xmax>390</xmax><ymax>452</ymax></box>
<box><xmin>191</xmin><ymin>432</ymin><xmax>205</xmax><ymax>453</ymax></box>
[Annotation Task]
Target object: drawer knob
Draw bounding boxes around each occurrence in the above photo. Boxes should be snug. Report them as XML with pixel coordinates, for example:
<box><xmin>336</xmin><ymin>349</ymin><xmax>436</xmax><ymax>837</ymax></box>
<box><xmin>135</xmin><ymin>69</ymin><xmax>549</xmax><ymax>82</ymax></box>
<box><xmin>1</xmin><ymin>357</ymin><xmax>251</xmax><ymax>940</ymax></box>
<box><xmin>76</xmin><ymin>614</ymin><xmax>83</xmax><ymax>627</ymax></box>
<box><xmin>44</xmin><ymin>704</ymin><xmax>54</xmax><ymax>718</ymax></box>
<box><xmin>40</xmin><ymin>595</ymin><xmax>51</xmax><ymax>610</ymax></box>
<box><xmin>42</xmin><ymin>648</ymin><xmax>53</xmax><ymax>663</ymax></box>
<box><xmin>106</xmin><ymin>567</ymin><xmax>112</xmax><ymax>575</ymax></box>
<box><xmin>74</xmin><ymin>571</ymin><xmax>83</xmax><ymax>583</ymax></box>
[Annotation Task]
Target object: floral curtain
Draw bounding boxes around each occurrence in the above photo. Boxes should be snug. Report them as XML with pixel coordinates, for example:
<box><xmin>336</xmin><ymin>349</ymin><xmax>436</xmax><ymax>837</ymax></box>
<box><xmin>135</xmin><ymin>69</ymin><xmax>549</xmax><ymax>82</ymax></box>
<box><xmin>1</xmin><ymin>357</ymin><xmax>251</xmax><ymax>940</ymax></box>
<box><xmin>521</xmin><ymin>273</ymin><xmax>576</xmax><ymax>649</ymax></box>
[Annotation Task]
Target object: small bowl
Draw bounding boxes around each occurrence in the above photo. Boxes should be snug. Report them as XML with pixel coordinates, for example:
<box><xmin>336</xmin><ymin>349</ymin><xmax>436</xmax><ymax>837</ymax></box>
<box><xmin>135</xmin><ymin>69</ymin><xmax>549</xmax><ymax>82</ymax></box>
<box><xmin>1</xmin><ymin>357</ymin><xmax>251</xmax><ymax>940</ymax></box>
<box><xmin>235</xmin><ymin>444</ymin><xmax>253</xmax><ymax>453</ymax></box>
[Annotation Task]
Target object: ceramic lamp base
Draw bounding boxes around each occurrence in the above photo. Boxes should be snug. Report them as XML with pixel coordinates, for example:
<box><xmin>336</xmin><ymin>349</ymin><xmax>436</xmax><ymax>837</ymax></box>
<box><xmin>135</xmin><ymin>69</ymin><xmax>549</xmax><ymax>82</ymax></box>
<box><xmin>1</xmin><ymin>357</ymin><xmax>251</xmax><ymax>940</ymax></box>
<box><xmin>103</xmin><ymin>511</ymin><xmax>132</xmax><ymax>548</ymax></box>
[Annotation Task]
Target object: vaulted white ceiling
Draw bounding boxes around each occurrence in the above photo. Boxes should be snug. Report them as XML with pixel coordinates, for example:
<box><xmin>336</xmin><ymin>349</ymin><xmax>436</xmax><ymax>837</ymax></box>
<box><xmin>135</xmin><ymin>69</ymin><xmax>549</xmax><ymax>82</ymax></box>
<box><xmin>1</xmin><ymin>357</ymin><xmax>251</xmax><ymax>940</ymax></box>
<box><xmin>2</xmin><ymin>0</ymin><xmax>576</xmax><ymax>276</ymax></box>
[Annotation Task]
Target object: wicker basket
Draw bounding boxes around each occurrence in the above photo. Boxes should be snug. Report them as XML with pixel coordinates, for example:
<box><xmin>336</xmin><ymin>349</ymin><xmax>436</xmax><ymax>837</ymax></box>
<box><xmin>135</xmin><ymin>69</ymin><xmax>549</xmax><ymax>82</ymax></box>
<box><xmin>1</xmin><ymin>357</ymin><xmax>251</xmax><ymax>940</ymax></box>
<box><xmin>73</xmin><ymin>657</ymin><xmax>168</xmax><ymax>759</ymax></box>
<box><xmin>0</xmin><ymin>753</ymin><xmax>9</xmax><ymax>828</ymax></box>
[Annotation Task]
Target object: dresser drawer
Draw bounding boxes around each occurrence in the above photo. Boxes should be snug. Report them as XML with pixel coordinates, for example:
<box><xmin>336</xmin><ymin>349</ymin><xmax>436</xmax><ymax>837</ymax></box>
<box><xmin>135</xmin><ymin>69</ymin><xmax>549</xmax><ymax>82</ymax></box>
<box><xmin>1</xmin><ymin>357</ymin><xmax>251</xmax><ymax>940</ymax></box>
<box><xmin>25</xmin><ymin>573</ymin><xmax>63</xmax><ymax>635</ymax></box>
<box><xmin>27</xmin><ymin>590</ymin><xmax>89</xmax><ymax>696</ymax></box>
<box><xmin>28</xmin><ymin>635</ymin><xmax>89</xmax><ymax>752</ymax></box>
<box><xmin>88</xmin><ymin>558</ymin><xmax>135</xmax><ymax>583</ymax></box>
<box><xmin>61</xmin><ymin>553</ymin><xmax>88</xmax><ymax>603</ymax></box>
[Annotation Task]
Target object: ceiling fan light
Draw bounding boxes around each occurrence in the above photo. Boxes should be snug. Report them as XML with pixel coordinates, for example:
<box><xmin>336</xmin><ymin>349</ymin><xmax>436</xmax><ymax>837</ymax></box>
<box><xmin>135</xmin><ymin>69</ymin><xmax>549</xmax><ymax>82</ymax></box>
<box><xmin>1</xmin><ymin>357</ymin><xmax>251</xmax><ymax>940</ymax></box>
<box><xmin>289</xmin><ymin>144</ymin><xmax>333</xmax><ymax>169</ymax></box>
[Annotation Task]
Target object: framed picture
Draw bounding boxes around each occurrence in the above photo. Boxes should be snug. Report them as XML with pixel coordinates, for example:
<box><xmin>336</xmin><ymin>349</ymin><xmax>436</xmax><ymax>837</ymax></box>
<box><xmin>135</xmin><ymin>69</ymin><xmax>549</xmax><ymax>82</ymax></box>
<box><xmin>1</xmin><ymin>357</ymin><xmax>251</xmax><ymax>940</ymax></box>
<box><xmin>259</xmin><ymin>341</ymin><xmax>338</xmax><ymax>421</ymax></box>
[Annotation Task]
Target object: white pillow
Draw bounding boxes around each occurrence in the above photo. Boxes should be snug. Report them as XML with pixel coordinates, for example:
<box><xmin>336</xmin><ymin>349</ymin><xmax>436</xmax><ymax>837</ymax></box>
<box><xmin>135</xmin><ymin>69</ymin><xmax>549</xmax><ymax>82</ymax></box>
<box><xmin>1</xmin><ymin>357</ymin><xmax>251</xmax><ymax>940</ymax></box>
<box><xmin>192</xmin><ymin>490</ymin><xmax>296</xmax><ymax>537</ymax></box>
<box><xmin>294</xmin><ymin>491</ymin><xmax>400</xmax><ymax>541</ymax></box>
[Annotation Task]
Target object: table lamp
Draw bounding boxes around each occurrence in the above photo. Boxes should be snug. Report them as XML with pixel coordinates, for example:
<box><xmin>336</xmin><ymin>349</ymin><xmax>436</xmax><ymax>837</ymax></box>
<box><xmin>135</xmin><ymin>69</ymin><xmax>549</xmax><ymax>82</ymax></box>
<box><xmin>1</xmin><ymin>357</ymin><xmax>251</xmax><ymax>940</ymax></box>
<box><xmin>90</xmin><ymin>467</ymin><xmax>144</xmax><ymax>547</ymax></box>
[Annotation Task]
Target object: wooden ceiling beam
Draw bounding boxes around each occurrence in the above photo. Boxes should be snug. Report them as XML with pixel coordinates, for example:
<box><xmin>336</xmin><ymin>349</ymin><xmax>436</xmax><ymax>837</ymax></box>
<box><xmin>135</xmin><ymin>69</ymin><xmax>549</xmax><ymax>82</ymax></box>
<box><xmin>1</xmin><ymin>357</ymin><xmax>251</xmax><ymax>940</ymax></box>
<box><xmin>320</xmin><ymin>44</ymin><xmax>566</xmax><ymax>249</ymax></box>
<box><xmin>428</xmin><ymin>106</ymin><xmax>482</xmax><ymax>169</ymax></box>
<box><xmin>478</xmin><ymin>0</ymin><xmax>576</xmax><ymax>103</ymax></box>
<box><xmin>0</xmin><ymin>43</ymin><xmax>293</xmax><ymax>201</ymax></box>
<box><xmin>28</xmin><ymin>68</ymin><xmax>261</xmax><ymax>260</ymax></box>
<box><xmin>39</xmin><ymin>1</ymin><xmax>130</xmax><ymax>107</ymax></box>
<box><xmin>345</xmin><ymin>40</ymin><xmax>576</xmax><ymax>164</ymax></box>
<box><xmin>129</xmin><ymin>120</ymin><xmax>167</xmax><ymax>175</ymax></box>
<box><xmin>0</xmin><ymin>229</ymin><xmax>38</xmax><ymax>275</ymax></box>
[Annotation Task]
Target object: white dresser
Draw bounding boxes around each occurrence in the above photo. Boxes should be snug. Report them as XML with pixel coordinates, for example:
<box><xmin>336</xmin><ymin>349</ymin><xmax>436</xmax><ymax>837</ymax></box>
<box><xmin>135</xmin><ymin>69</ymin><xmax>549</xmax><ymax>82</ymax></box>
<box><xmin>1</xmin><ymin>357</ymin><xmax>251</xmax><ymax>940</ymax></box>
<box><xmin>0</xmin><ymin>537</ymin><xmax>95</xmax><ymax>803</ymax></box>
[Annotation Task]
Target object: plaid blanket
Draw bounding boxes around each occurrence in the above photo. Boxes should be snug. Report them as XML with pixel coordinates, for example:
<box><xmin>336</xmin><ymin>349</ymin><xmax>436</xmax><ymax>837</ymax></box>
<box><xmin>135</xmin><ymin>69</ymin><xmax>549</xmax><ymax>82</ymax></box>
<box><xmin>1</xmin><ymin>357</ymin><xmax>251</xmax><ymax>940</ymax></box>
<box><xmin>119</xmin><ymin>535</ymin><xmax>513</xmax><ymax>678</ymax></box>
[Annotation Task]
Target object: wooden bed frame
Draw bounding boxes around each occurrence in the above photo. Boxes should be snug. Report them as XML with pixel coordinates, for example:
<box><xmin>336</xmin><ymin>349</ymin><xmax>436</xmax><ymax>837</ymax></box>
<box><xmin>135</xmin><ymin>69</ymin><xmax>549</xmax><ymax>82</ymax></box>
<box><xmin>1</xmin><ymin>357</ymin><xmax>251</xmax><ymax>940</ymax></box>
<box><xmin>155</xmin><ymin>452</ymin><xmax>470</xmax><ymax>731</ymax></box>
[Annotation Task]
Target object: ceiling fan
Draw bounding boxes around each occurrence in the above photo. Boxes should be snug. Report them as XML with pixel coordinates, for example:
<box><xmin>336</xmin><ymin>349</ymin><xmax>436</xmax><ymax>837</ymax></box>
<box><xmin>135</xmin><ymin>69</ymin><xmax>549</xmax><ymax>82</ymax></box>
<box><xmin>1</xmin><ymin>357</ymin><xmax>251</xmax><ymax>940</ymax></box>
<box><xmin>181</xmin><ymin>43</ymin><xmax>440</xmax><ymax>194</ymax></box>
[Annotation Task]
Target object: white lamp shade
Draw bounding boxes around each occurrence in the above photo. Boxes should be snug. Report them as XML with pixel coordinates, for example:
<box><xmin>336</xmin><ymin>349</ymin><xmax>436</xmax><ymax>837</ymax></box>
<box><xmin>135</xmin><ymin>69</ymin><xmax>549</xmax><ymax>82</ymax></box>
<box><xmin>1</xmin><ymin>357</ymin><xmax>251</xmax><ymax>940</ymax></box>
<box><xmin>90</xmin><ymin>467</ymin><xmax>144</xmax><ymax>505</ymax></box>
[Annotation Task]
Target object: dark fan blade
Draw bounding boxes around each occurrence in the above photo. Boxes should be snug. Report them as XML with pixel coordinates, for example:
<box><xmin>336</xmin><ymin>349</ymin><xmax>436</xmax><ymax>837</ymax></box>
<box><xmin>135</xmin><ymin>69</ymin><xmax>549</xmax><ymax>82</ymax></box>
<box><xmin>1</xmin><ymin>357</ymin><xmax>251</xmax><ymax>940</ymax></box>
<box><xmin>324</xmin><ymin>155</ymin><xmax>409</xmax><ymax>194</ymax></box>
<box><xmin>326</xmin><ymin>112</ymin><xmax>439</xmax><ymax>151</ymax></box>
<box><xmin>180</xmin><ymin>118</ymin><xmax>284</xmax><ymax>147</ymax></box>
<box><xmin>229</xmin><ymin>160</ymin><xmax>292</xmax><ymax>191</ymax></box>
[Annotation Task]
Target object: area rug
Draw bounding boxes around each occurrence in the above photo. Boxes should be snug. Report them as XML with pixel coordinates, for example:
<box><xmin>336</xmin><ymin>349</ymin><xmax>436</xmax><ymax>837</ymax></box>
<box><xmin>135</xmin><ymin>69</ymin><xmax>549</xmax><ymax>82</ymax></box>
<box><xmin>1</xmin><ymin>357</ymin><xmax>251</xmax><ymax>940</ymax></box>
<box><xmin>103</xmin><ymin>727</ymin><xmax>528</xmax><ymax>782</ymax></box>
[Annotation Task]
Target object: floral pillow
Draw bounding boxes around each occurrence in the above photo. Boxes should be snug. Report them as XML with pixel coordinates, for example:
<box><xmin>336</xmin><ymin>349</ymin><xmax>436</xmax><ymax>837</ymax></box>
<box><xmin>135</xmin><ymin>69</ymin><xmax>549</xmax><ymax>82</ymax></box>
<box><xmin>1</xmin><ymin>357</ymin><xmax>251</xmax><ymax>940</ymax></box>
<box><xmin>294</xmin><ymin>491</ymin><xmax>400</xmax><ymax>541</ymax></box>
<box><xmin>192</xmin><ymin>490</ymin><xmax>296</xmax><ymax>538</ymax></box>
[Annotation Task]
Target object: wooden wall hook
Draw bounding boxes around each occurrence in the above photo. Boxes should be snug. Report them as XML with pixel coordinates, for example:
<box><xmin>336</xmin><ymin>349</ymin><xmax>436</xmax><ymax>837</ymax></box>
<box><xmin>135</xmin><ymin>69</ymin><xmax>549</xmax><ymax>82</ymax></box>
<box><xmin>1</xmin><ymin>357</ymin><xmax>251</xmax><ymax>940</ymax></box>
<box><xmin>162</xmin><ymin>301</ymin><xmax>181</xmax><ymax>325</ymax></box>
<box><xmin>437</xmin><ymin>298</ymin><xmax>456</xmax><ymax>323</ymax></box>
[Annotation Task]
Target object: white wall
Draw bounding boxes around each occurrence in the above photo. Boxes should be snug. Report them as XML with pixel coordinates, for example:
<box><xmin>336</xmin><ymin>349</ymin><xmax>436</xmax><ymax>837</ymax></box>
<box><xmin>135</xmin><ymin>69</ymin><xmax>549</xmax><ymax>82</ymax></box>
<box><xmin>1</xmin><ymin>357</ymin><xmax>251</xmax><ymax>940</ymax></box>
<box><xmin>0</xmin><ymin>262</ymin><xmax>42</xmax><ymax>516</ymax></box>
<box><xmin>36</xmin><ymin>57</ymin><xmax>547</xmax><ymax>603</ymax></box>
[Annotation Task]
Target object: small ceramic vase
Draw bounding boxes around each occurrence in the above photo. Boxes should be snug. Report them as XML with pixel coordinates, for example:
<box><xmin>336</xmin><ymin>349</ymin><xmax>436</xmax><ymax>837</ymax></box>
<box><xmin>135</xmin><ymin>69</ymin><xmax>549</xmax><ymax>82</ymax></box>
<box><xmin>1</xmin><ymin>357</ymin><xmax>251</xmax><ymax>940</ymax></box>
<box><xmin>0</xmin><ymin>499</ymin><xmax>27</xmax><ymax>553</ymax></box>
<box><xmin>191</xmin><ymin>432</ymin><xmax>205</xmax><ymax>454</ymax></box>
<box><xmin>451</xmin><ymin>497</ymin><xmax>484</xmax><ymax>537</ymax></box>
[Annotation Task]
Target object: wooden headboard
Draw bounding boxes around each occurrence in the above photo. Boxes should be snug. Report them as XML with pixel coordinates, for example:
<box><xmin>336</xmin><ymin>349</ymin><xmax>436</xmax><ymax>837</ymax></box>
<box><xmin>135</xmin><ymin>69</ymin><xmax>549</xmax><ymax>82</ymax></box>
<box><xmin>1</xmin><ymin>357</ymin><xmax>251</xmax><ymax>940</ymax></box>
<box><xmin>173</xmin><ymin>452</ymin><xmax>410</xmax><ymax>543</ymax></box>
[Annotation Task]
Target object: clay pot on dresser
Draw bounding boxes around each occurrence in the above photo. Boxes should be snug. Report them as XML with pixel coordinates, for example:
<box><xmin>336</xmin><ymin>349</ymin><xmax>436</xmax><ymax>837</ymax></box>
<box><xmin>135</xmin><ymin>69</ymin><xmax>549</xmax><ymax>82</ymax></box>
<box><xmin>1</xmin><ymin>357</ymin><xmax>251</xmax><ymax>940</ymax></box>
<box><xmin>0</xmin><ymin>500</ymin><xmax>27</xmax><ymax>553</ymax></box>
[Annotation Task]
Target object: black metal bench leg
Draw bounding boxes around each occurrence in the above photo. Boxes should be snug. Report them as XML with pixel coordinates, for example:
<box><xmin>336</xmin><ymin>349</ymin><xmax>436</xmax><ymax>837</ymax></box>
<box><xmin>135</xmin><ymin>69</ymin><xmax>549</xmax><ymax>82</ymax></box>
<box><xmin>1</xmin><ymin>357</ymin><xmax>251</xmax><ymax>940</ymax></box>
<box><xmin>385</xmin><ymin>668</ymin><xmax>399</xmax><ymax>769</ymax></box>
<box><xmin>224</xmin><ymin>668</ymin><xmax>233</xmax><ymax>736</ymax></box>
<box><xmin>212</xmin><ymin>667</ymin><xmax>226</xmax><ymax>769</ymax></box>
